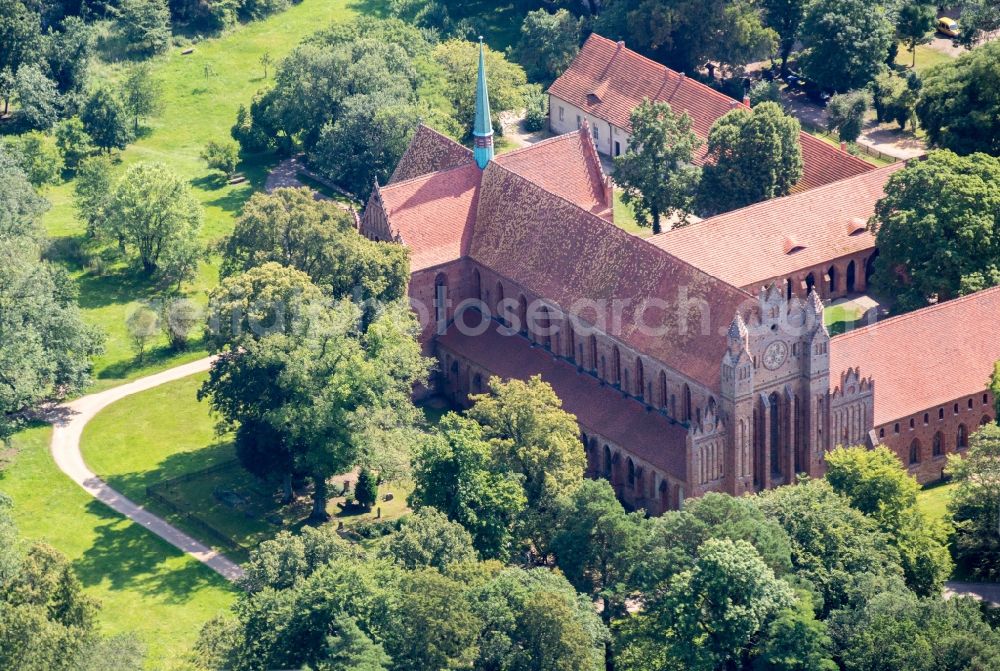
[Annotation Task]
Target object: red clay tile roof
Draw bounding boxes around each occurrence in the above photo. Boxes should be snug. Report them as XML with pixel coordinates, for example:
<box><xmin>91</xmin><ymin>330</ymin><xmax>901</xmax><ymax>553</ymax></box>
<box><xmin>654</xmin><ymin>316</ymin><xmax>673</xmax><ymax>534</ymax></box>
<box><xmin>378</xmin><ymin>162</ymin><xmax>481</xmax><ymax>271</ymax></box>
<box><xmin>439</xmin><ymin>322</ymin><xmax>689</xmax><ymax>479</ymax></box>
<box><xmin>648</xmin><ymin>163</ymin><xmax>905</xmax><ymax>290</ymax></box>
<box><xmin>470</xmin><ymin>161</ymin><xmax>755</xmax><ymax>391</ymax></box>
<box><xmin>829</xmin><ymin>286</ymin><xmax>1000</xmax><ymax>426</ymax></box>
<box><xmin>390</xmin><ymin>124</ymin><xmax>474</xmax><ymax>184</ymax></box>
<box><xmin>548</xmin><ymin>33</ymin><xmax>874</xmax><ymax>193</ymax></box>
<box><xmin>494</xmin><ymin>129</ymin><xmax>612</xmax><ymax>220</ymax></box>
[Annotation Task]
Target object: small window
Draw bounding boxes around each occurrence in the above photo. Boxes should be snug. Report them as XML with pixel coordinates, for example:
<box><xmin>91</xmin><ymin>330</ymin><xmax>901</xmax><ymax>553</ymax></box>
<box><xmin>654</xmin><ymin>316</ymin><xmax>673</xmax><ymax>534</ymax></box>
<box><xmin>968</xmin><ymin>398</ymin><xmax>974</xmax><ymax>410</ymax></box>
<box><xmin>954</xmin><ymin>403</ymin><xmax>959</xmax><ymax>415</ymax></box>
<box><xmin>879</xmin><ymin>428</ymin><xmax>885</xmax><ymax>439</ymax></box>
<box><xmin>923</xmin><ymin>412</ymin><xmax>929</xmax><ymax>425</ymax></box>
<box><xmin>592</xmin><ymin>125</ymin><xmax>599</xmax><ymax>140</ymax></box>
<box><xmin>909</xmin><ymin>440</ymin><xmax>920</xmax><ymax>465</ymax></box>
<box><xmin>939</xmin><ymin>408</ymin><xmax>945</xmax><ymax>420</ymax></box>
<box><xmin>559</xmin><ymin>106</ymin><xmax>565</xmax><ymax>122</ymax></box>
<box><xmin>909</xmin><ymin>418</ymin><xmax>915</xmax><ymax>429</ymax></box>
<box><xmin>576</xmin><ymin>115</ymin><xmax>581</xmax><ymax>128</ymax></box>
<box><xmin>933</xmin><ymin>432</ymin><xmax>943</xmax><ymax>457</ymax></box>
<box><xmin>984</xmin><ymin>393</ymin><xmax>990</xmax><ymax>405</ymax></box>
<box><xmin>894</xmin><ymin>423</ymin><xmax>900</xmax><ymax>435</ymax></box>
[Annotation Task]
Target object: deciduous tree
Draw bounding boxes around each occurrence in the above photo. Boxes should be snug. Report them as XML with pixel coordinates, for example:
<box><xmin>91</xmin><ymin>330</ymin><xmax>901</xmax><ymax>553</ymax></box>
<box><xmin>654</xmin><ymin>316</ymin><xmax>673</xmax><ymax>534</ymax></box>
<box><xmin>762</xmin><ymin>0</ymin><xmax>809</xmax><ymax>73</ymax></box>
<box><xmin>516</xmin><ymin>9</ymin><xmax>582</xmax><ymax>85</ymax></box>
<box><xmin>798</xmin><ymin>0</ymin><xmax>894</xmax><ymax>92</ymax></box>
<box><xmin>697</xmin><ymin>102</ymin><xmax>802</xmax><ymax>215</ymax></box>
<box><xmin>104</xmin><ymin>162</ymin><xmax>202</xmax><ymax>278</ymax></box>
<box><xmin>116</xmin><ymin>0</ymin><xmax>171</xmax><ymax>55</ymax></box>
<box><xmin>121</xmin><ymin>63</ymin><xmax>162</xmax><ymax>132</ymax></box>
<box><xmin>410</xmin><ymin>413</ymin><xmax>527</xmax><ymax>561</ymax></box>
<box><xmin>13</xmin><ymin>63</ymin><xmax>60</xmax><ymax>130</ymax></box>
<box><xmin>896</xmin><ymin>2</ymin><xmax>936</xmax><ymax>68</ymax></box>
<box><xmin>81</xmin><ymin>86</ymin><xmax>134</xmax><ymax>153</ymax></box>
<box><xmin>377</xmin><ymin>507</ymin><xmax>477</xmax><ymax>571</ymax></box>
<box><xmin>221</xmin><ymin>188</ymin><xmax>410</xmax><ymax>304</ymax></box>
<box><xmin>868</xmin><ymin>151</ymin><xmax>1000</xmax><ymax>312</ymax></box>
<box><xmin>613</xmin><ymin>99</ymin><xmax>701</xmax><ymax>233</ymax></box>
<box><xmin>916</xmin><ymin>41</ymin><xmax>1000</xmax><ymax>156</ymax></box>
<box><xmin>947</xmin><ymin>423</ymin><xmax>1000</xmax><ymax>579</ymax></box>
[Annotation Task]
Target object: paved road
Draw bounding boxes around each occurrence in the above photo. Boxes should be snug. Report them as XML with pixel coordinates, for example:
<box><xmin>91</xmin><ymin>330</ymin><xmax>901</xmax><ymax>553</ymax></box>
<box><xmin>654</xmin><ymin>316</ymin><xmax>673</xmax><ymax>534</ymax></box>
<box><xmin>48</xmin><ymin>357</ymin><xmax>245</xmax><ymax>583</ymax></box>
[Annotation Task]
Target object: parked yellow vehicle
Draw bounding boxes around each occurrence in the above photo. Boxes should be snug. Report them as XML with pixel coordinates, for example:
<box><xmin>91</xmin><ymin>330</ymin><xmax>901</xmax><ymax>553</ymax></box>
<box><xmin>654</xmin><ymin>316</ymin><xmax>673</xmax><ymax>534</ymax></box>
<box><xmin>937</xmin><ymin>17</ymin><xmax>960</xmax><ymax>37</ymax></box>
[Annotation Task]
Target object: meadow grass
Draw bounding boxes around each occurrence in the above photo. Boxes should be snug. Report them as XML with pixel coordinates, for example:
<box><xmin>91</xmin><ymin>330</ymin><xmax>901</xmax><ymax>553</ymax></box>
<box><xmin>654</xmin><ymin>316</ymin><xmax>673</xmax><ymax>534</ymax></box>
<box><xmin>42</xmin><ymin>0</ymin><xmax>372</xmax><ymax>387</ymax></box>
<box><xmin>0</xmin><ymin>424</ymin><xmax>237</xmax><ymax>669</ymax></box>
<box><xmin>81</xmin><ymin>373</ymin><xmax>415</xmax><ymax>561</ymax></box>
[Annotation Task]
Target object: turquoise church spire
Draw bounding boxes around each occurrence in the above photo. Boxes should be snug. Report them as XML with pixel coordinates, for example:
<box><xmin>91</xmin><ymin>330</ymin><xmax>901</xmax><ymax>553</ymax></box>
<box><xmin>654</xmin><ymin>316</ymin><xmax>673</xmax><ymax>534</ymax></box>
<box><xmin>473</xmin><ymin>36</ymin><xmax>494</xmax><ymax>169</ymax></box>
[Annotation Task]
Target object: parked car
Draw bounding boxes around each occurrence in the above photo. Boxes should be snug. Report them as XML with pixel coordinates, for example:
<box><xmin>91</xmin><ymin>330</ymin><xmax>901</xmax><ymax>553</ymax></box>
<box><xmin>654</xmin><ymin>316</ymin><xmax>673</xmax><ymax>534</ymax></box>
<box><xmin>803</xmin><ymin>80</ymin><xmax>833</xmax><ymax>106</ymax></box>
<box><xmin>937</xmin><ymin>17</ymin><xmax>960</xmax><ymax>37</ymax></box>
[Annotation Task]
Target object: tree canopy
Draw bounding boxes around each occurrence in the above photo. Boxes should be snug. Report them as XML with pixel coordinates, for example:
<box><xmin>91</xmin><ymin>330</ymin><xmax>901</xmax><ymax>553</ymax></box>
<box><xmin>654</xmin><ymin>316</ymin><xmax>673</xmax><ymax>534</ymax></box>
<box><xmin>868</xmin><ymin>150</ymin><xmax>1000</xmax><ymax>312</ymax></box>
<box><xmin>916</xmin><ymin>41</ymin><xmax>1000</xmax><ymax>156</ymax></box>
<box><xmin>516</xmin><ymin>9</ymin><xmax>582</xmax><ymax>85</ymax></box>
<box><xmin>947</xmin><ymin>423</ymin><xmax>1000</xmax><ymax>580</ymax></box>
<box><xmin>697</xmin><ymin>102</ymin><xmax>803</xmax><ymax>215</ymax></box>
<box><xmin>798</xmin><ymin>0</ymin><xmax>894</xmax><ymax>92</ymax></box>
<box><xmin>613</xmin><ymin>99</ymin><xmax>701</xmax><ymax>233</ymax></box>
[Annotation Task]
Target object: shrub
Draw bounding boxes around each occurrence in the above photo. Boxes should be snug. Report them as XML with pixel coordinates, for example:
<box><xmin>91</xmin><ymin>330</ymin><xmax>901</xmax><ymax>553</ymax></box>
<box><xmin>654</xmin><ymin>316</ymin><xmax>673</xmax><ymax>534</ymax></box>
<box><xmin>355</xmin><ymin>468</ymin><xmax>379</xmax><ymax>510</ymax></box>
<box><xmin>749</xmin><ymin>79</ymin><xmax>780</xmax><ymax>106</ymax></box>
<box><xmin>523</xmin><ymin>85</ymin><xmax>547</xmax><ymax>132</ymax></box>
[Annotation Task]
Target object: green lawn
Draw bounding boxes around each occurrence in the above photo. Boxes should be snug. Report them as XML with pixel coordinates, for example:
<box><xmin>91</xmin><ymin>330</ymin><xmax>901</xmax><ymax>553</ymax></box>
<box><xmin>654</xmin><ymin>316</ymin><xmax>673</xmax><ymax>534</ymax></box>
<box><xmin>0</xmin><ymin>425</ymin><xmax>236</xmax><ymax>669</ymax></box>
<box><xmin>613</xmin><ymin>191</ymin><xmax>653</xmax><ymax>237</ymax></box>
<box><xmin>917</xmin><ymin>480</ymin><xmax>955</xmax><ymax>526</ymax></box>
<box><xmin>825</xmin><ymin>301</ymin><xmax>867</xmax><ymax>335</ymax></box>
<box><xmin>81</xmin><ymin>373</ymin><xmax>413</xmax><ymax>561</ymax></box>
<box><xmin>896</xmin><ymin>43</ymin><xmax>954</xmax><ymax>74</ymax></box>
<box><xmin>41</xmin><ymin>0</ymin><xmax>372</xmax><ymax>389</ymax></box>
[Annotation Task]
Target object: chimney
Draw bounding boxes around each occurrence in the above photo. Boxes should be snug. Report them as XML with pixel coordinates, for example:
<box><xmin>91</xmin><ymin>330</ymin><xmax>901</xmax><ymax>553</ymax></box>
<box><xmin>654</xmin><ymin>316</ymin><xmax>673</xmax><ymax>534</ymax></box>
<box><xmin>743</xmin><ymin>95</ymin><xmax>751</xmax><ymax>108</ymax></box>
<box><xmin>616</xmin><ymin>40</ymin><xmax>625</xmax><ymax>49</ymax></box>
<box><xmin>678</xmin><ymin>71</ymin><xmax>686</xmax><ymax>81</ymax></box>
<box><xmin>840</xmin><ymin>141</ymin><xmax>848</xmax><ymax>151</ymax></box>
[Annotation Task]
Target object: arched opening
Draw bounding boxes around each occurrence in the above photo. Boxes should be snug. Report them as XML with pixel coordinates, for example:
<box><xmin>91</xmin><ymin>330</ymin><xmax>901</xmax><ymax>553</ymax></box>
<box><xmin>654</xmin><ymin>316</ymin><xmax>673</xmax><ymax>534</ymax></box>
<box><xmin>659</xmin><ymin>371</ymin><xmax>668</xmax><ymax>409</ymax></box>
<box><xmin>659</xmin><ymin>480</ymin><xmax>669</xmax><ymax>511</ymax></box>
<box><xmin>865</xmin><ymin>251</ymin><xmax>878</xmax><ymax>284</ymax></box>
<box><xmin>627</xmin><ymin>458</ymin><xmax>635</xmax><ymax>488</ymax></box>
<box><xmin>590</xmin><ymin>335</ymin><xmax>598</xmax><ymax>372</ymax></box>
<box><xmin>785</xmin><ymin>277</ymin><xmax>793</xmax><ymax>301</ymax></box>
<box><xmin>612</xmin><ymin>346</ymin><xmax>621</xmax><ymax>387</ymax></box>
<box><xmin>957</xmin><ymin>424</ymin><xmax>968</xmax><ymax>449</ymax></box>
<box><xmin>517</xmin><ymin>295</ymin><xmax>528</xmax><ymax>334</ymax></box>
<box><xmin>472</xmin><ymin>268</ymin><xmax>482</xmax><ymax>301</ymax></box>
<box><xmin>495</xmin><ymin>281</ymin><xmax>505</xmax><ymax>325</ymax></box>
<box><xmin>471</xmin><ymin>373</ymin><xmax>483</xmax><ymax>394</ymax></box>
<box><xmin>769</xmin><ymin>392</ymin><xmax>782</xmax><ymax>477</ymax></box>
<box><xmin>434</xmin><ymin>273</ymin><xmax>449</xmax><ymax>327</ymax></box>
<box><xmin>933</xmin><ymin>431</ymin><xmax>944</xmax><ymax>457</ymax></box>
<box><xmin>603</xmin><ymin>445</ymin><xmax>612</xmax><ymax>479</ymax></box>
<box><xmin>753</xmin><ymin>398</ymin><xmax>765</xmax><ymax>488</ymax></box>
<box><xmin>539</xmin><ymin>306</ymin><xmax>551</xmax><ymax>349</ymax></box>
<box><xmin>682</xmin><ymin>384</ymin><xmax>692</xmax><ymax>422</ymax></box>
<box><xmin>909</xmin><ymin>439</ymin><xmax>921</xmax><ymax>465</ymax></box>
<box><xmin>804</xmin><ymin>272</ymin><xmax>816</xmax><ymax>296</ymax></box>
<box><xmin>636</xmin><ymin>359</ymin><xmax>645</xmax><ymax>399</ymax></box>
<box><xmin>846</xmin><ymin>260</ymin><xmax>856</xmax><ymax>293</ymax></box>
<box><xmin>566</xmin><ymin>321</ymin><xmax>576</xmax><ymax>361</ymax></box>
<box><xmin>828</xmin><ymin>265</ymin><xmax>837</xmax><ymax>294</ymax></box>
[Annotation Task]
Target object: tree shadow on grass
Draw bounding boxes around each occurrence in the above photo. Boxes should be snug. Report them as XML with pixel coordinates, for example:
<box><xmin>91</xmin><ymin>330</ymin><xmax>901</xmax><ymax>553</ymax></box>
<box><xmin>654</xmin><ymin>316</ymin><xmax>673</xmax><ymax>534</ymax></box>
<box><xmin>74</xmin><ymin>500</ymin><xmax>234</xmax><ymax>602</ymax></box>
<box><xmin>96</xmin><ymin>340</ymin><xmax>209</xmax><ymax>380</ymax></box>
<box><xmin>74</xmin><ymin>265</ymin><xmax>171</xmax><ymax>311</ymax></box>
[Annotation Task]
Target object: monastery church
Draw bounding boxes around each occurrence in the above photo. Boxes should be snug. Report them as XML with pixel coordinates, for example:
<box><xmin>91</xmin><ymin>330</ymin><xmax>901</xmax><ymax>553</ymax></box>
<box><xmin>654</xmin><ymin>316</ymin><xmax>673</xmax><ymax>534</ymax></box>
<box><xmin>359</xmin><ymin>37</ymin><xmax>1000</xmax><ymax>513</ymax></box>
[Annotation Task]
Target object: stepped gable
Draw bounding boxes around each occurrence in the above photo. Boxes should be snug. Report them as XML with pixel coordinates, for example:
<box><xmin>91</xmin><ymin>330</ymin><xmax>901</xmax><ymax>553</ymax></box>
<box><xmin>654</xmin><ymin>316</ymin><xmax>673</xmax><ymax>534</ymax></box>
<box><xmin>548</xmin><ymin>33</ymin><xmax>875</xmax><ymax>192</ymax></box>
<box><xmin>494</xmin><ymin>128</ymin><xmax>613</xmax><ymax>220</ymax></box>
<box><xmin>439</xmin><ymin>324</ymin><xmax>689</xmax><ymax>479</ymax></box>
<box><xmin>648</xmin><ymin>163</ymin><xmax>904</xmax><ymax>289</ymax></box>
<box><xmin>389</xmin><ymin>124</ymin><xmax>474</xmax><ymax>184</ymax></box>
<box><xmin>377</xmin><ymin>162</ymin><xmax>481</xmax><ymax>271</ymax></box>
<box><xmin>829</xmin><ymin>286</ymin><xmax>1000</xmax><ymax>426</ymax></box>
<box><xmin>470</xmin><ymin>160</ymin><xmax>755</xmax><ymax>391</ymax></box>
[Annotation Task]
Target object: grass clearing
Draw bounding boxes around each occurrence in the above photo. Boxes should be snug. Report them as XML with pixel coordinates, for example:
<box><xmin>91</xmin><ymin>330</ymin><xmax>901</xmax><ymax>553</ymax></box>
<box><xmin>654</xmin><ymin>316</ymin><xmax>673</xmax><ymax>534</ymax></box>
<box><xmin>895</xmin><ymin>43</ymin><xmax>954</xmax><ymax>74</ymax></box>
<box><xmin>613</xmin><ymin>191</ymin><xmax>653</xmax><ymax>237</ymax></box>
<box><xmin>81</xmin><ymin>373</ymin><xmax>413</xmax><ymax>562</ymax></box>
<box><xmin>917</xmin><ymin>480</ymin><xmax>955</xmax><ymax>526</ymax></box>
<box><xmin>0</xmin><ymin>424</ymin><xmax>236</xmax><ymax>669</ymax></box>
<box><xmin>40</xmin><ymin>0</ymin><xmax>372</xmax><ymax>388</ymax></box>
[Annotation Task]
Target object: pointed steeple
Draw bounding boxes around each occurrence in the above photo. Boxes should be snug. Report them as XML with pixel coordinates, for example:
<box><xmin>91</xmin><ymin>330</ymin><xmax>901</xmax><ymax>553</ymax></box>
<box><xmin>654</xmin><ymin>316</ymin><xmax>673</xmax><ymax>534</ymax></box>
<box><xmin>473</xmin><ymin>37</ymin><xmax>494</xmax><ymax>169</ymax></box>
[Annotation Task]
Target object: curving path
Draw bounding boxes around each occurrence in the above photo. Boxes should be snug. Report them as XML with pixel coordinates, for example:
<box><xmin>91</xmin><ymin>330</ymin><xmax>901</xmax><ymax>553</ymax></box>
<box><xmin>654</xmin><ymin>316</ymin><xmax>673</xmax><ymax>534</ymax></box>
<box><xmin>49</xmin><ymin>357</ymin><xmax>245</xmax><ymax>582</ymax></box>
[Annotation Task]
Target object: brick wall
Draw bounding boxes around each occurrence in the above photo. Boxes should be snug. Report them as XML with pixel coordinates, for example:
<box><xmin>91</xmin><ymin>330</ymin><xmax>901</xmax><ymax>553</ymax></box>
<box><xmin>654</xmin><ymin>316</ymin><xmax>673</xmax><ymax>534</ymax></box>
<box><xmin>878</xmin><ymin>390</ymin><xmax>995</xmax><ymax>483</ymax></box>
